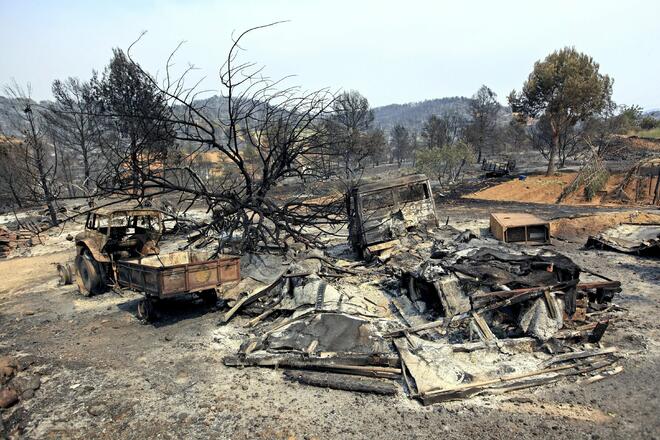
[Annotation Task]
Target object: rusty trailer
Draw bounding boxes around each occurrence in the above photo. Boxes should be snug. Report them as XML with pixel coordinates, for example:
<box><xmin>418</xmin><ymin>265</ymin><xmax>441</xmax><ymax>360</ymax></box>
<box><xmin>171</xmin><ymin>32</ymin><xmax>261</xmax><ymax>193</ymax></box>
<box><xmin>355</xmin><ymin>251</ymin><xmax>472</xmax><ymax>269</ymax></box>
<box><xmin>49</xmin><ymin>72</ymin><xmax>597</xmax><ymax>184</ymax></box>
<box><xmin>490</xmin><ymin>213</ymin><xmax>550</xmax><ymax>244</ymax></box>
<box><xmin>116</xmin><ymin>250</ymin><xmax>240</xmax><ymax>321</ymax></box>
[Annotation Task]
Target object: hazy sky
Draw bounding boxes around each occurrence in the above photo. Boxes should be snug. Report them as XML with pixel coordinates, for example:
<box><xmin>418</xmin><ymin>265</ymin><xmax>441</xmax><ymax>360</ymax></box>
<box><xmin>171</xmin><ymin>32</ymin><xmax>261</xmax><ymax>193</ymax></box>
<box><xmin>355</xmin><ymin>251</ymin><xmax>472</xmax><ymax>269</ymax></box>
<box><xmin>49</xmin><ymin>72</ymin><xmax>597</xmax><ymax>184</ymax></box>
<box><xmin>1</xmin><ymin>0</ymin><xmax>659</xmax><ymax>108</ymax></box>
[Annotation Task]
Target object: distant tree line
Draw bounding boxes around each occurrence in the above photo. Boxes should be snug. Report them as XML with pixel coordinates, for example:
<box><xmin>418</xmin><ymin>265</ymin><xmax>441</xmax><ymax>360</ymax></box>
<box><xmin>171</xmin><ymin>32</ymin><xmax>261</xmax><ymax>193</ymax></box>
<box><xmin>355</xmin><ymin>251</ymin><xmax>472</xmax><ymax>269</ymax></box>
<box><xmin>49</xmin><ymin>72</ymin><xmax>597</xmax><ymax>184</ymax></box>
<box><xmin>0</xmin><ymin>36</ymin><xmax>652</xmax><ymax>248</ymax></box>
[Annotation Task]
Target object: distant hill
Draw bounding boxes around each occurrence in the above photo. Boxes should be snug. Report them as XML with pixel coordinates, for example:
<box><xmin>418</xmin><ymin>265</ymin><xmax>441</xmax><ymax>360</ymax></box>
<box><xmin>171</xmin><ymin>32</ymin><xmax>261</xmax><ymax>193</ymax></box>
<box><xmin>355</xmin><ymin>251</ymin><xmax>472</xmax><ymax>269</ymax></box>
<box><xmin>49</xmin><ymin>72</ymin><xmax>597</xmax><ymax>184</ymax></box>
<box><xmin>371</xmin><ymin>97</ymin><xmax>472</xmax><ymax>133</ymax></box>
<box><xmin>195</xmin><ymin>95</ymin><xmax>479</xmax><ymax>133</ymax></box>
<box><xmin>0</xmin><ymin>94</ymin><xmax>520</xmax><ymax>138</ymax></box>
<box><xmin>644</xmin><ymin>109</ymin><xmax>660</xmax><ymax>119</ymax></box>
<box><xmin>0</xmin><ymin>96</ymin><xmax>20</xmax><ymax>136</ymax></box>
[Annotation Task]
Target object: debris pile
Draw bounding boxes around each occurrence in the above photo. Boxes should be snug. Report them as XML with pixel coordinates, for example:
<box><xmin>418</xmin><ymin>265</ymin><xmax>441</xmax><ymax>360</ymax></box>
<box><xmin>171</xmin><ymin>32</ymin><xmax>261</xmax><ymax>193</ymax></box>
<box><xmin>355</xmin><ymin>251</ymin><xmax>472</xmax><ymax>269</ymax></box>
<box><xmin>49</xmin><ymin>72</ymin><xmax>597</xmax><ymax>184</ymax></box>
<box><xmin>220</xmin><ymin>225</ymin><xmax>624</xmax><ymax>404</ymax></box>
<box><xmin>0</xmin><ymin>226</ymin><xmax>34</xmax><ymax>258</ymax></box>
<box><xmin>586</xmin><ymin>223</ymin><xmax>660</xmax><ymax>257</ymax></box>
<box><xmin>0</xmin><ymin>355</ymin><xmax>40</xmax><ymax>409</ymax></box>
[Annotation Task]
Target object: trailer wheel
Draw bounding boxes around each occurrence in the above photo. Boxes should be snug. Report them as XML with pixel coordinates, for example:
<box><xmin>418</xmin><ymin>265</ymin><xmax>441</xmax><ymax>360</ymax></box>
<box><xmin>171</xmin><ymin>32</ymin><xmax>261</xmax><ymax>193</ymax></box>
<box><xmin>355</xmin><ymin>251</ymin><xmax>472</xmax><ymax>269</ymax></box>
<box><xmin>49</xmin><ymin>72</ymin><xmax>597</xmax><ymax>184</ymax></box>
<box><xmin>199</xmin><ymin>289</ymin><xmax>217</xmax><ymax>306</ymax></box>
<box><xmin>75</xmin><ymin>251</ymin><xmax>104</xmax><ymax>296</ymax></box>
<box><xmin>137</xmin><ymin>298</ymin><xmax>155</xmax><ymax>323</ymax></box>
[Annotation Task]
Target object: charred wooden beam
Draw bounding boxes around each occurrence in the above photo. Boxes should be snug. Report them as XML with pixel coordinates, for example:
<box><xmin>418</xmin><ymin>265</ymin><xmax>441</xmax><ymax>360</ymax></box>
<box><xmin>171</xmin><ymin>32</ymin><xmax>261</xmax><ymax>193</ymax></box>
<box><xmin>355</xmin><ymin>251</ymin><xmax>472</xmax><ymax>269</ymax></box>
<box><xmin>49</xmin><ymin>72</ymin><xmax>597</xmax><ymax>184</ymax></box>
<box><xmin>283</xmin><ymin>370</ymin><xmax>398</xmax><ymax>395</ymax></box>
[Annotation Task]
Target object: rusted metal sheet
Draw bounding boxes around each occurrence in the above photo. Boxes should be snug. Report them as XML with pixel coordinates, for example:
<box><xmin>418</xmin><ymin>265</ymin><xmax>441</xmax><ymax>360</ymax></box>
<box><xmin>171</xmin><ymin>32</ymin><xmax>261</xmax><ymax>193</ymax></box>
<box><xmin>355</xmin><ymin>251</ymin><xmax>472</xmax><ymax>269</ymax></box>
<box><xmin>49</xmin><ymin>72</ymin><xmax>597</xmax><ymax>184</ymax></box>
<box><xmin>585</xmin><ymin>224</ymin><xmax>660</xmax><ymax>257</ymax></box>
<box><xmin>490</xmin><ymin>212</ymin><xmax>550</xmax><ymax>244</ymax></box>
<box><xmin>355</xmin><ymin>174</ymin><xmax>431</xmax><ymax>194</ymax></box>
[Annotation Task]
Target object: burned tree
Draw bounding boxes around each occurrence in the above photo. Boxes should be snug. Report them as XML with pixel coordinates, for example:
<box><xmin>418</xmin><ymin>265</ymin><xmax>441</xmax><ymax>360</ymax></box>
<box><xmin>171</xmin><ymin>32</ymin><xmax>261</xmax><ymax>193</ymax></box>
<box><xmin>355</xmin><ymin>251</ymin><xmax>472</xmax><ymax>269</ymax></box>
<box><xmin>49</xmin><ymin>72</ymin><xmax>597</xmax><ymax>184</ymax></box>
<box><xmin>48</xmin><ymin>77</ymin><xmax>102</xmax><ymax>192</ymax></box>
<box><xmin>324</xmin><ymin>90</ymin><xmax>381</xmax><ymax>181</ymax></box>
<box><xmin>465</xmin><ymin>85</ymin><xmax>500</xmax><ymax>162</ymax></box>
<box><xmin>92</xmin><ymin>49</ymin><xmax>175</xmax><ymax>196</ymax></box>
<box><xmin>89</xmin><ymin>25</ymin><xmax>341</xmax><ymax>252</ymax></box>
<box><xmin>421</xmin><ymin>115</ymin><xmax>448</xmax><ymax>150</ymax></box>
<box><xmin>421</xmin><ymin>111</ymin><xmax>467</xmax><ymax>151</ymax></box>
<box><xmin>0</xmin><ymin>136</ymin><xmax>29</xmax><ymax>208</ymax></box>
<box><xmin>390</xmin><ymin>124</ymin><xmax>410</xmax><ymax>166</ymax></box>
<box><xmin>500</xmin><ymin>119</ymin><xmax>528</xmax><ymax>154</ymax></box>
<box><xmin>1</xmin><ymin>84</ymin><xmax>61</xmax><ymax>225</ymax></box>
<box><xmin>415</xmin><ymin>141</ymin><xmax>474</xmax><ymax>185</ymax></box>
<box><xmin>509</xmin><ymin>47</ymin><xmax>613</xmax><ymax>176</ymax></box>
<box><xmin>528</xmin><ymin>115</ymin><xmax>585</xmax><ymax>168</ymax></box>
<box><xmin>582</xmin><ymin>105</ymin><xmax>643</xmax><ymax>159</ymax></box>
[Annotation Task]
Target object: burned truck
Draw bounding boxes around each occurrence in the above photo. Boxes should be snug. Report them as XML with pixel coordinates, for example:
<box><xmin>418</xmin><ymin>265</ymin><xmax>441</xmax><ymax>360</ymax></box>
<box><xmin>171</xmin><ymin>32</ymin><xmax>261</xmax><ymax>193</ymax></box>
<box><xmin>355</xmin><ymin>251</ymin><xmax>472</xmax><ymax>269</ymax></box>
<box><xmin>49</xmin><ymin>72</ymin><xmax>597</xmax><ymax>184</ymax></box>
<box><xmin>481</xmin><ymin>158</ymin><xmax>516</xmax><ymax>177</ymax></box>
<box><xmin>74</xmin><ymin>206</ymin><xmax>165</xmax><ymax>296</ymax></box>
<box><xmin>74</xmin><ymin>205</ymin><xmax>240</xmax><ymax>321</ymax></box>
<box><xmin>347</xmin><ymin>174</ymin><xmax>438</xmax><ymax>259</ymax></box>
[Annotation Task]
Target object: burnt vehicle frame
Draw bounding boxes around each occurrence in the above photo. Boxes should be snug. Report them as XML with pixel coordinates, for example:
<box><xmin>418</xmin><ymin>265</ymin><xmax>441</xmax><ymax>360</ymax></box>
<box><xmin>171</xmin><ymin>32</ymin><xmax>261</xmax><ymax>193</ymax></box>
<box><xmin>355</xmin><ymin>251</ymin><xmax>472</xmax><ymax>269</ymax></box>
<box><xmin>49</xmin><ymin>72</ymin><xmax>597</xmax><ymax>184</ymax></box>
<box><xmin>74</xmin><ymin>206</ymin><xmax>165</xmax><ymax>296</ymax></box>
<box><xmin>481</xmin><ymin>159</ymin><xmax>517</xmax><ymax>177</ymax></box>
<box><xmin>74</xmin><ymin>206</ymin><xmax>240</xmax><ymax>321</ymax></box>
<box><xmin>347</xmin><ymin>174</ymin><xmax>438</xmax><ymax>259</ymax></box>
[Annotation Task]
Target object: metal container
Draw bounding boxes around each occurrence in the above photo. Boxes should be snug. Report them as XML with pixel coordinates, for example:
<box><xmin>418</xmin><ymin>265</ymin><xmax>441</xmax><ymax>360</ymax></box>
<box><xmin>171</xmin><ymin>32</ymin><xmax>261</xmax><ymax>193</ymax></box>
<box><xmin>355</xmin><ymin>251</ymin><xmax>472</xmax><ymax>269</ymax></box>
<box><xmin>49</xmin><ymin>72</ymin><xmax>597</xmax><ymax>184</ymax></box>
<box><xmin>490</xmin><ymin>213</ymin><xmax>550</xmax><ymax>244</ymax></box>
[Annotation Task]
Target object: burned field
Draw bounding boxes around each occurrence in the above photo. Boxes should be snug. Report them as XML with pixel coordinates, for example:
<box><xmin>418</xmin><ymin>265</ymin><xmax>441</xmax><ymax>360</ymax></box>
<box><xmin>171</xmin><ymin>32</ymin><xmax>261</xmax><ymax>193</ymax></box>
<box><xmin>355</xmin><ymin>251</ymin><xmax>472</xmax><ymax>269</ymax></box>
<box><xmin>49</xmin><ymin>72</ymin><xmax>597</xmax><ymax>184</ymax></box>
<box><xmin>0</xmin><ymin>174</ymin><xmax>658</xmax><ymax>440</ymax></box>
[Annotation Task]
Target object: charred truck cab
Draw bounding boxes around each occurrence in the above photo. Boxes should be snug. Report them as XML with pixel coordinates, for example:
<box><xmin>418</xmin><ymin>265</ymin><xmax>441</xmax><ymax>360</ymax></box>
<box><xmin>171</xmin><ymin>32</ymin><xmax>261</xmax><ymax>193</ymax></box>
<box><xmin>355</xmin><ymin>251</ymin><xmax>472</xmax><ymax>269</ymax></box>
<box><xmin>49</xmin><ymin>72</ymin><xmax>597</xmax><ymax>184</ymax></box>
<box><xmin>74</xmin><ymin>207</ymin><xmax>164</xmax><ymax>296</ymax></box>
<box><xmin>73</xmin><ymin>205</ymin><xmax>241</xmax><ymax>322</ymax></box>
<box><xmin>348</xmin><ymin>174</ymin><xmax>438</xmax><ymax>259</ymax></box>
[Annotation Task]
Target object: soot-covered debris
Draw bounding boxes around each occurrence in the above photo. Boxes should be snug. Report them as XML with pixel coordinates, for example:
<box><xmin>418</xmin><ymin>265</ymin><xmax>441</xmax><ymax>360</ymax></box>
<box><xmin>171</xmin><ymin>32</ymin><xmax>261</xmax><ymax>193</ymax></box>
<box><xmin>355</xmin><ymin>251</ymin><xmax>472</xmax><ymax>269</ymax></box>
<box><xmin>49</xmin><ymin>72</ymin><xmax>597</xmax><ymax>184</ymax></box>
<box><xmin>220</xmin><ymin>222</ymin><xmax>624</xmax><ymax>403</ymax></box>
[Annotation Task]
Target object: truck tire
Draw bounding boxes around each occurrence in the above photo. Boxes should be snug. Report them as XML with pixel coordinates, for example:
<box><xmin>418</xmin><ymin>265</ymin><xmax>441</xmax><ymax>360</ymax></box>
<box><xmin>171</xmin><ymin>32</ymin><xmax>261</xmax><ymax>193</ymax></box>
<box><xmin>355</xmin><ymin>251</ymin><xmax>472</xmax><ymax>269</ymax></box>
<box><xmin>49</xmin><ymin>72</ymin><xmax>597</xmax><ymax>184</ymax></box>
<box><xmin>75</xmin><ymin>251</ymin><xmax>105</xmax><ymax>296</ymax></box>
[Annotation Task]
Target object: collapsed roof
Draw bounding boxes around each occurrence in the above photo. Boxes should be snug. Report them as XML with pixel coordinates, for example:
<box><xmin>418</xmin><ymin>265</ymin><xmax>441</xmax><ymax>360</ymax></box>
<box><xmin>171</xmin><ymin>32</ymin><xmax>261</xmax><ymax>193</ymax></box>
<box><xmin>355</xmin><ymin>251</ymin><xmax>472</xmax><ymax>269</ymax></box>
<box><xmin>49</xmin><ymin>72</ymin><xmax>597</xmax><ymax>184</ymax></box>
<box><xmin>219</xmin><ymin>222</ymin><xmax>623</xmax><ymax>404</ymax></box>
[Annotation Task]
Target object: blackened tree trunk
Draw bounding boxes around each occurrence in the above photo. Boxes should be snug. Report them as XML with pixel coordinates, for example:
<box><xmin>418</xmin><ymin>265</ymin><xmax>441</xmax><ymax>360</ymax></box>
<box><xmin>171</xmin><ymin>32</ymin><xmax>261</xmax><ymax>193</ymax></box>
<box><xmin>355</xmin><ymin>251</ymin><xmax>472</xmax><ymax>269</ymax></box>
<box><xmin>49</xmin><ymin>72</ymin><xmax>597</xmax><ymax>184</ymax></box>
<box><xmin>547</xmin><ymin>121</ymin><xmax>559</xmax><ymax>176</ymax></box>
<box><xmin>27</xmin><ymin>115</ymin><xmax>59</xmax><ymax>226</ymax></box>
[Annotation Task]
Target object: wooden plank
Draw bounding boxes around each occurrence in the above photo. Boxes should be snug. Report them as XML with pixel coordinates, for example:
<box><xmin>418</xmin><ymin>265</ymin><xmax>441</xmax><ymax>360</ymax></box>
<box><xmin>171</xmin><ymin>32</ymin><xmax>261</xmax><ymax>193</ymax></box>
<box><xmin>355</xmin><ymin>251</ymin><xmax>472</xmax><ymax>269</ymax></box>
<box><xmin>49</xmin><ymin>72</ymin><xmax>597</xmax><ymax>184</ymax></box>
<box><xmin>472</xmin><ymin>281</ymin><xmax>620</xmax><ymax>302</ymax></box>
<box><xmin>471</xmin><ymin>312</ymin><xmax>496</xmax><ymax>341</ymax></box>
<box><xmin>220</xmin><ymin>276</ymin><xmax>282</xmax><ymax>323</ymax></box>
<box><xmin>475</xmin><ymin>288</ymin><xmax>549</xmax><ymax>314</ymax></box>
<box><xmin>245</xmin><ymin>308</ymin><xmax>277</xmax><ymax>328</ymax></box>
<box><xmin>284</xmin><ymin>370</ymin><xmax>398</xmax><ymax>395</ymax></box>
<box><xmin>542</xmin><ymin>347</ymin><xmax>617</xmax><ymax>368</ymax></box>
<box><xmin>366</xmin><ymin>239</ymin><xmax>400</xmax><ymax>253</ymax></box>
<box><xmin>224</xmin><ymin>352</ymin><xmax>400</xmax><ymax>368</ymax></box>
<box><xmin>544</xmin><ymin>291</ymin><xmax>562</xmax><ymax>320</ymax></box>
<box><xmin>577</xmin><ymin>281</ymin><xmax>621</xmax><ymax>290</ymax></box>
<box><xmin>224</xmin><ymin>355</ymin><xmax>401</xmax><ymax>379</ymax></box>
<box><xmin>579</xmin><ymin>366</ymin><xmax>623</xmax><ymax>384</ymax></box>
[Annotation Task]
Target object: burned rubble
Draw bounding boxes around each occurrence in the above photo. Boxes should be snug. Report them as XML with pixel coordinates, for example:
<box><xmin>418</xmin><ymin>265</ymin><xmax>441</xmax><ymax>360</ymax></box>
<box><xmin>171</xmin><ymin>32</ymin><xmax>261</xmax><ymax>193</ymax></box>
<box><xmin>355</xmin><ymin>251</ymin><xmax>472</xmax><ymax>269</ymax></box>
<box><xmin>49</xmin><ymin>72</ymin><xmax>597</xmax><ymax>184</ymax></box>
<box><xmin>586</xmin><ymin>223</ymin><xmax>660</xmax><ymax>257</ymax></box>
<box><xmin>0</xmin><ymin>355</ymin><xmax>40</xmax><ymax>410</ymax></box>
<box><xmin>0</xmin><ymin>226</ymin><xmax>35</xmax><ymax>258</ymax></box>
<box><xmin>219</xmin><ymin>217</ymin><xmax>624</xmax><ymax>404</ymax></box>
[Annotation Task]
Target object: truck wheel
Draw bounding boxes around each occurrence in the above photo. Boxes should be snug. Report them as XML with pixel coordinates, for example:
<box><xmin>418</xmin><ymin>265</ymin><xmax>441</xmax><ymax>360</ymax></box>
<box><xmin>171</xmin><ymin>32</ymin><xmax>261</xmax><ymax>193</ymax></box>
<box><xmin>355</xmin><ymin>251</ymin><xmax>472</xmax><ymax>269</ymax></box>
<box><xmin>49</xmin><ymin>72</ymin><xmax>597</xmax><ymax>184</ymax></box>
<box><xmin>75</xmin><ymin>251</ymin><xmax>104</xmax><ymax>296</ymax></box>
<box><xmin>137</xmin><ymin>298</ymin><xmax>155</xmax><ymax>323</ymax></box>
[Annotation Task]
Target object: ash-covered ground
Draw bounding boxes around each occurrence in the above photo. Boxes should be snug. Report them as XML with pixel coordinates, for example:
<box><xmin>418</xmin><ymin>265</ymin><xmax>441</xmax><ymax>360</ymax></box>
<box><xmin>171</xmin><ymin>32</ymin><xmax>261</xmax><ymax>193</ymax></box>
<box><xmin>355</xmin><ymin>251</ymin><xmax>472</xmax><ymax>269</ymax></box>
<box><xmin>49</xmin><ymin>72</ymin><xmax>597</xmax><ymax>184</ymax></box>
<box><xmin>0</xmin><ymin>196</ymin><xmax>658</xmax><ymax>440</ymax></box>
